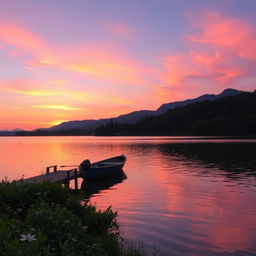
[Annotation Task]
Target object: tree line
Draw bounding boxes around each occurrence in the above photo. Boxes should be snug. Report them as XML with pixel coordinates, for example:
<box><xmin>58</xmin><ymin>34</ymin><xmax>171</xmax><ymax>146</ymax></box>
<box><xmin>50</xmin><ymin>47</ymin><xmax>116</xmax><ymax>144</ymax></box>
<box><xmin>95</xmin><ymin>91</ymin><xmax>256</xmax><ymax>136</ymax></box>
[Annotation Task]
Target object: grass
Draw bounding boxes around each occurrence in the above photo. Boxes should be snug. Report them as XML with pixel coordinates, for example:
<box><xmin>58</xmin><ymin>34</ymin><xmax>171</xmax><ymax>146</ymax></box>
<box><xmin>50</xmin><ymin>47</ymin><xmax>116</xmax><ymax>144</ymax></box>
<box><xmin>0</xmin><ymin>180</ymin><xmax>162</xmax><ymax>256</ymax></box>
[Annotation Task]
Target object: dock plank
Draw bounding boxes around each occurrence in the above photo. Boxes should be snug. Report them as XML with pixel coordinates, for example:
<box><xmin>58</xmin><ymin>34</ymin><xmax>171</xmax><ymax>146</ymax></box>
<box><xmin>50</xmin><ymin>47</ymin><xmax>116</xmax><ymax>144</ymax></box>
<box><xmin>21</xmin><ymin>170</ymin><xmax>79</xmax><ymax>184</ymax></box>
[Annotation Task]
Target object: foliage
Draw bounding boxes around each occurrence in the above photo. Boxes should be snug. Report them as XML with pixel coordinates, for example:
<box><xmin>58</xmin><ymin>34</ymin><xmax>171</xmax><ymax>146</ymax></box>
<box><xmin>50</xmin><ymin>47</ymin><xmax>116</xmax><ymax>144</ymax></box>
<box><xmin>94</xmin><ymin>91</ymin><xmax>256</xmax><ymax>136</ymax></box>
<box><xmin>15</xmin><ymin>129</ymin><xmax>93</xmax><ymax>136</ymax></box>
<box><xmin>0</xmin><ymin>181</ymin><xmax>151</xmax><ymax>256</ymax></box>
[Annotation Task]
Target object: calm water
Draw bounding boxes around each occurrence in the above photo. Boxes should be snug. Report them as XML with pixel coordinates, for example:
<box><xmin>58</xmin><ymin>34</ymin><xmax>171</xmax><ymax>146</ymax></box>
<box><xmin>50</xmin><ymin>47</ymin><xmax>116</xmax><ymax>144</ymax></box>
<box><xmin>1</xmin><ymin>136</ymin><xmax>256</xmax><ymax>256</ymax></box>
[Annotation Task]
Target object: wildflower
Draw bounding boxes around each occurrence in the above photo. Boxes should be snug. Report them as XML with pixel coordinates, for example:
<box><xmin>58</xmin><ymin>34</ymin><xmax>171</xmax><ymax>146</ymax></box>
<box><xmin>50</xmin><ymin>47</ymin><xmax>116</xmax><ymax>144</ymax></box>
<box><xmin>19</xmin><ymin>234</ymin><xmax>36</xmax><ymax>242</ymax></box>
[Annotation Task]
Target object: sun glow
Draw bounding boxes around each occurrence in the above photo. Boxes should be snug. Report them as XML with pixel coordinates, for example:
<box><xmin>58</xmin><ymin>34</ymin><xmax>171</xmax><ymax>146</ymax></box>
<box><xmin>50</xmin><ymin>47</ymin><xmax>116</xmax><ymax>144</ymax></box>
<box><xmin>47</xmin><ymin>120</ymin><xmax>68</xmax><ymax>126</ymax></box>
<box><xmin>34</xmin><ymin>105</ymin><xmax>81</xmax><ymax>111</ymax></box>
<box><xmin>0</xmin><ymin>2</ymin><xmax>255</xmax><ymax>130</ymax></box>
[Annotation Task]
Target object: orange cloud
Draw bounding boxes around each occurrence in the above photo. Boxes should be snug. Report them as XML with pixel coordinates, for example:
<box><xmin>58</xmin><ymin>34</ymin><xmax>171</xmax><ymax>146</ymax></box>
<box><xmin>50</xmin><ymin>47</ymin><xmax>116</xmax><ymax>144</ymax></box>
<box><xmin>0</xmin><ymin>104</ymin><xmax>67</xmax><ymax>130</ymax></box>
<box><xmin>0</xmin><ymin>79</ymin><xmax>59</xmax><ymax>96</ymax></box>
<box><xmin>0</xmin><ymin>78</ymin><xmax>137</xmax><ymax>108</ymax></box>
<box><xmin>0</xmin><ymin>76</ymin><xmax>141</xmax><ymax>129</ymax></box>
<box><xmin>50</xmin><ymin>80</ymin><xmax>68</xmax><ymax>85</ymax></box>
<box><xmin>34</xmin><ymin>105</ymin><xmax>81</xmax><ymax>111</ymax></box>
<box><xmin>0</xmin><ymin>22</ymin><xmax>146</xmax><ymax>85</ymax></box>
<box><xmin>28</xmin><ymin>45</ymin><xmax>146</xmax><ymax>84</ymax></box>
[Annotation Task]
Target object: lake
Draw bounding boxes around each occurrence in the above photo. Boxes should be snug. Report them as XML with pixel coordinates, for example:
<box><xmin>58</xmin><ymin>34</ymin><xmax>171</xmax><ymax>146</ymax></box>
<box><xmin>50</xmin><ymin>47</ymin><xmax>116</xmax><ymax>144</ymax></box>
<box><xmin>1</xmin><ymin>136</ymin><xmax>256</xmax><ymax>256</ymax></box>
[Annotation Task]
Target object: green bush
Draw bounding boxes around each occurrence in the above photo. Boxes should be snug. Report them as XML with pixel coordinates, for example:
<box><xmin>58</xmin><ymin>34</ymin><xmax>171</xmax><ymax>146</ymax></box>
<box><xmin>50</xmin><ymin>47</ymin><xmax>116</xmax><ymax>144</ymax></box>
<box><xmin>0</xmin><ymin>180</ymin><xmax>151</xmax><ymax>256</ymax></box>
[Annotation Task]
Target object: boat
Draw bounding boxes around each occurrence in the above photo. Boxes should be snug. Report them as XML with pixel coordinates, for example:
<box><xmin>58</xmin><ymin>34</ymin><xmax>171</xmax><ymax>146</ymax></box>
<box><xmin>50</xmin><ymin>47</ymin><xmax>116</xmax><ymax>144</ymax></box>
<box><xmin>79</xmin><ymin>155</ymin><xmax>127</xmax><ymax>180</ymax></box>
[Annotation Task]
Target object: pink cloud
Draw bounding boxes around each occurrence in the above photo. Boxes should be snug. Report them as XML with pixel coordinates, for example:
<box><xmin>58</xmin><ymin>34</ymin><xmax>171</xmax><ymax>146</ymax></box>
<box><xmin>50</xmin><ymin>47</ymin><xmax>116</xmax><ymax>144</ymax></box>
<box><xmin>161</xmin><ymin>10</ymin><xmax>256</xmax><ymax>101</ymax></box>
<box><xmin>0</xmin><ymin>22</ymin><xmax>147</xmax><ymax>85</ymax></box>
<box><xmin>0</xmin><ymin>79</ymin><xmax>58</xmax><ymax>96</ymax></box>
<box><xmin>164</xmin><ymin>50</ymin><xmax>250</xmax><ymax>85</ymax></box>
<box><xmin>60</xmin><ymin>45</ymin><xmax>145</xmax><ymax>84</ymax></box>
<box><xmin>25</xmin><ymin>45</ymin><xmax>147</xmax><ymax>84</ymax></box>
<box><xmin>186</xmin><ymin>10</ymin><xmax>256</xmax><ymax>60</ymax></box>
<box><xmin>0</xmin><ymin>23</ymin><xmax>48</xmax><ymax>56</ymax></box>
<box><xmin>105</xmin><ymin>23</ymin><xmax>135</xmax><ymax>39</ymax></box>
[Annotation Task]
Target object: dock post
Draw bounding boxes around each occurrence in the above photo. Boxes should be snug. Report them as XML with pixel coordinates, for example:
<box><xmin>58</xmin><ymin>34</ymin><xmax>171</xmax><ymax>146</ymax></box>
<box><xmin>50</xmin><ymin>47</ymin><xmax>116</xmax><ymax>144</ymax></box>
<box><xmin>74</xmin><ymin>169</ymin><xmax>78</xmax><ymax>190</ymax></box>
<box><xmin>65</xmin><ymin>171</ymin><xmax>70</xmax><ymax>188</ymax></box>
<box><xmin>54</xmin><ymin>165</ymin><xmax>57</xmax><ymax>172</ymax></box>
<box><xmin>46</xmin><ymin>167</ymin><xmax>50</xmax><ymax>175</ymax></box>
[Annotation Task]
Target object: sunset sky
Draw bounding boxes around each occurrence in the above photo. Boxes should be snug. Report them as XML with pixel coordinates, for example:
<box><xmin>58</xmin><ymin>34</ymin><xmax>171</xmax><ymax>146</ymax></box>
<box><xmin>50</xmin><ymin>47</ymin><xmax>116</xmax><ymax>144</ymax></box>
<box><xmin>0</xmin><ymin>0</ymin><xmax>255</xmax><ymax>130</ymax></box>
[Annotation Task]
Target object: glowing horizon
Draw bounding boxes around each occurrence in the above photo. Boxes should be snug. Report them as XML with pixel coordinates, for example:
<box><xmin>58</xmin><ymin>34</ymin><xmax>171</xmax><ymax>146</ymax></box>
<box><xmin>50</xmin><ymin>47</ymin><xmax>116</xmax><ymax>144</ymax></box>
<box><xmin>0</xmin><ymin>1</ymin><xmax>255</xmax><ymax>130</ymax></box>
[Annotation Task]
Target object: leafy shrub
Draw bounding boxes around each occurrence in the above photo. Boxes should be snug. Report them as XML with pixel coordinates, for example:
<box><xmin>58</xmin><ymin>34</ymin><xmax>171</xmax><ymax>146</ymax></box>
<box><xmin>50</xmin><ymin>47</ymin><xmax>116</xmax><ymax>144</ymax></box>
<box><xmin>0</xmin><ymin>180</ymin><xmax>152</xmax><ymax>256</ymax></box>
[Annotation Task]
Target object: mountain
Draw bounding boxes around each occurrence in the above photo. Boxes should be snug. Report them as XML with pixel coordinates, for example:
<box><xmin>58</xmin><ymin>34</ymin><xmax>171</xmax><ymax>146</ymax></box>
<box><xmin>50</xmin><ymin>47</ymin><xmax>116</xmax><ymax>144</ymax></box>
<box><xmin>0</xmin><ymin>128</ymin><xmax>24</xmax><ymax>136</ymax></box>
<box><xmin>47</xmin><ymin>88</ymin><xmax>244</xmax><ymax>131</ymax></box>
<box><xmin>47</xmin><ymin>120</ymin><xmax>99</xmax><ymax>131</ymax></box>
<box><xmin>156</xmin><ymin>88</ymin><xmax>243</xmax><ymax>114</ymax></box>
<box><xmin>95</xmin><ymin>90</ymin><xmax>256</xmax><ymax>136</ymax></box>
<box><xmin>0</xmin><ymin>128</ymin><xmax>23</xmax><ymax>132</ymax></box>
<box><xmin>47</xmin><ymin>110</ymin><xmax>156</xmax><ymax>131</ymax></box>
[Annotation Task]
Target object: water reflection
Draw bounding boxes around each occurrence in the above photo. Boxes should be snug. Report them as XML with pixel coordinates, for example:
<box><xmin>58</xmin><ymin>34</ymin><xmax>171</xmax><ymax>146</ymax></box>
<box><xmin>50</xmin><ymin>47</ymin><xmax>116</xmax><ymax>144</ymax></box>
<box><xmin>1</xmin><ymin>137</ymin><xmax>256</xmax><ymax>256</ymax></box>
<box><xmin>158</xmin><ymin>143</ymin><xmax>256</xmax><ymax>184</ymax></box>
<box><xmin>81</xmin><ymin>170</ymin><xmax>127</xmax><ymax>198</ymax></box>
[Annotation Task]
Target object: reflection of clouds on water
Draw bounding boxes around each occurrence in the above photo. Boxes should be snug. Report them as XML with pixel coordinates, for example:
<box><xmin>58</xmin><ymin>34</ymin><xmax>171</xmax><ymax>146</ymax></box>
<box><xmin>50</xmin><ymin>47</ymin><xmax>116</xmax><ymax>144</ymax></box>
<box><xmin>148</xmin><ymin>143</ymin><xmax>256</xmax><ymax>255</ymax></box>
<box><xmin>1</xmin><ymin>137</ymin><xmax>256</xmax><ymax>256</ymax></box>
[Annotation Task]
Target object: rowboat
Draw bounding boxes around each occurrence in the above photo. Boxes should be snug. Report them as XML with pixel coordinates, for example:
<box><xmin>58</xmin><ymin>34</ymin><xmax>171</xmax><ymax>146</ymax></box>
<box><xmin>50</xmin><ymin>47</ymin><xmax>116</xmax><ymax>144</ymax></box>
<box><xmin>79</xmin><ymin>155</ymin><xmax>127</xmax><ymax>180</ymax></box>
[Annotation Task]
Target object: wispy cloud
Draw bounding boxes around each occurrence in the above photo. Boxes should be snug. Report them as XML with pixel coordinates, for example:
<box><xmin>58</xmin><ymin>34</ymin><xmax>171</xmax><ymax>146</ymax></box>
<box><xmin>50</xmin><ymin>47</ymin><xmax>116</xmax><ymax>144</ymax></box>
<box><xmin>0</xmin><ymin>79</ymin><xmax>59</xmax><ymax>96</ymax></box>
<box><xmin>34</xmin><ymin>105</ymin><xmax>81</xmax><ymax>111</ymax></box>
<box><xmin>105</xmin><ymin>23</ymin><xmax>135</xmax><ymax>39</ymax></box>
<box><xmin>0</xmin><ymin>23</ymin><xmax>49</xmax><ymax>58</ymax></box>
<box><xmin>186</xmin><ymin>10</ymin><xmax>256</xmax><ymax>60</ymax></box>
<box><xmin>160</xmin><ymin>9</ymin><xmax>256</xmax><ymax>101</ymax></box>
<box><xmin>0</xmin><ymin>22</ymin><xmax>147</xmax><ymax>85</ymax></box>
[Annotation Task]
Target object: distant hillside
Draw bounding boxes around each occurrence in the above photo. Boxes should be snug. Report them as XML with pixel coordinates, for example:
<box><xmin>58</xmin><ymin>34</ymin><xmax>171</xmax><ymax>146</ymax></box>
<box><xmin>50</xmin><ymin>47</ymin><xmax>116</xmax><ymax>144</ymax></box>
<box><xmin>95</xmin><ymin>91</ymin><xmax>256</xmax><ymax>136</ymax></box>
<box><xmin>46</xmin><ymin>88</ymin><xmax>244</xmax><ymax>131</ymax></box>
<box><xmin>46</xmin><ymin>110</ymin><xmax>156</xmax><ymax>132</ymax></box>
<box><xmin>0</xmin><ymin>129</ymin><xmax>23</xmax><ymax>136</ymax></box>
<box><xmin>156</xmin><ymin>88</ymin><xmax>243</xmax><ymax>114</ymax></box>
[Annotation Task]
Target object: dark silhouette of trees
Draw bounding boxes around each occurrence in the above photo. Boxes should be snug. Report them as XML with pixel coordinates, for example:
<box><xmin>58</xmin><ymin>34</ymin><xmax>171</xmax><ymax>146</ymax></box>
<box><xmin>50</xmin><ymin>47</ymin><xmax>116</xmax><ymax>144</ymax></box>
<box><xmin>94</xmin><ymin>91</ymin><xmax>256</xmax><ymax>136</ymax></box>
<box><xmin>3</xmin><ymin>91</ymin><xmax>255</xmax><ymax>137</ymax></box>
<box><xmin>15</xmin><ymin>129</ymin><xmax>92</xmax><ymax>136</ymax></box>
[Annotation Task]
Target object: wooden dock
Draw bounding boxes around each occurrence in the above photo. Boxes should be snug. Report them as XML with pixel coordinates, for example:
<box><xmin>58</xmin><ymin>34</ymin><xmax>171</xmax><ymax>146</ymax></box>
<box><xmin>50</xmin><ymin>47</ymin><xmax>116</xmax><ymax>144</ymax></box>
<box><xmin>21</xmin><ymin>165</ymin><xmax>81</xmax><ymax>189</ymax></box>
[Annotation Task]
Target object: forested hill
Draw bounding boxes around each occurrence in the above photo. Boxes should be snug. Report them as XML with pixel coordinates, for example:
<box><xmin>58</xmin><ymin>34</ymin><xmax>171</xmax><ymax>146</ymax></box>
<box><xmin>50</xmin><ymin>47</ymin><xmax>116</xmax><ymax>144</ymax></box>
<box><xmin>95</xmin><ymin>91</ymin><xmax>256</xmax><ymax>136</ymax></box>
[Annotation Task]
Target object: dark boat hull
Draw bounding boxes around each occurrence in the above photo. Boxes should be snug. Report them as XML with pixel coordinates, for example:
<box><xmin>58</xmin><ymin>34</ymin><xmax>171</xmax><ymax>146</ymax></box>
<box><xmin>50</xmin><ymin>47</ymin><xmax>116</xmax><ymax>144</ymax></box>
<box><xmin>81</xmin><ymin>155</ymin><xmax>126</xmax><ymax>180</ymax></box>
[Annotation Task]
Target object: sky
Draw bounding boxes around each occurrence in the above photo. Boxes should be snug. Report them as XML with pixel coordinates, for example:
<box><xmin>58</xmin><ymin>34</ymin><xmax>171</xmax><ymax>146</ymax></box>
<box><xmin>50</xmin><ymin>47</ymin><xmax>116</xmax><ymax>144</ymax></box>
<box><xmin>0</xmin><ymin>0</ymin><xmax>255</xmax><ymax>130</ymax></box>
